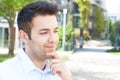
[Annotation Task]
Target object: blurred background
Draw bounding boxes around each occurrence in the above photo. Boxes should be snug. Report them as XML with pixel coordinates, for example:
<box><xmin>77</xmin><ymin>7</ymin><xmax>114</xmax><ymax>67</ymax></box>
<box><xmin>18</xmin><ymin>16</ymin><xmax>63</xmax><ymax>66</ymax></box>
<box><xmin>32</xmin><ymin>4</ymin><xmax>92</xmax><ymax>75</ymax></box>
<box><xmin>0</xmin><ymin>0</ymin><xmax>120</xmax><ymax>80</ymax></box>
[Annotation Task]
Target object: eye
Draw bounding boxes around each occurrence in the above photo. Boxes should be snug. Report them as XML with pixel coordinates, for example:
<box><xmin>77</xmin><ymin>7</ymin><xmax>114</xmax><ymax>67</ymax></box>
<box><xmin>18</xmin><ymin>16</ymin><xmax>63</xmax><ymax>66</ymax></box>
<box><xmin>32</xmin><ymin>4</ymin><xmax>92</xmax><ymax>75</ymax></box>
<box><xmin>54</xmin><ymin>29</ymin><xmax>58</xmax><ymax>33</ymax></box>
<box><xmin>40</xmin><ymin>31</ymin><xmax>47</xmax><ymax>34</ymax></box>
<box><xmin>54</xmin><ymin>30</ymin><xmax>58</xmax><ymax>33</ymax></box>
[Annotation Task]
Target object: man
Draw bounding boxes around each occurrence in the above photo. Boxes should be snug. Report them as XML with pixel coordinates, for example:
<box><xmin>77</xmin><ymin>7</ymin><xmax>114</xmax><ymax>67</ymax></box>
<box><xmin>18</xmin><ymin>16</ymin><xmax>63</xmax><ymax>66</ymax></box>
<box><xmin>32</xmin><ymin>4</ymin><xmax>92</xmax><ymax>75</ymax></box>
<box><xmin>0</xmin><ymin>1</ymin><xmax>72</xmax><ymax>80</ymax></box>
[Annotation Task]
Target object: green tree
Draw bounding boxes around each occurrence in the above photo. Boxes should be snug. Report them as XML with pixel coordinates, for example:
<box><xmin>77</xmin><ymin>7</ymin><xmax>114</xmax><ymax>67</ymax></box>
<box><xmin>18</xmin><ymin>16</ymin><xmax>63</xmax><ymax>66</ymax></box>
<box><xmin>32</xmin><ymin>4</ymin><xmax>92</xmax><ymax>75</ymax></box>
<box><xmin>0</xmin><ymin>0</ymin><xmax>36</xmax><ymax>57</ymax></box>
<box><xmin>95</xmin><ymin>6</ymin><xmax>106</xmax><ymax>38</ymax></box>
<box><xmin>114</xmin><ymin>21</ymin><xmax>120</xmax><ymax>46</ymax></box>
<box><xmin>108</xmin><ymin>19</ymin><xmax>115</xmax><ymax>45</ymax></box>
<box><xmin>58</xmin><ymin>23</ymin><xmax>73</xmax><ymax>49</ymax></box>
<box><xmin>76</xmin><ymin>0</ymin><xmax>91</xmax><ymax>29</ymax></box>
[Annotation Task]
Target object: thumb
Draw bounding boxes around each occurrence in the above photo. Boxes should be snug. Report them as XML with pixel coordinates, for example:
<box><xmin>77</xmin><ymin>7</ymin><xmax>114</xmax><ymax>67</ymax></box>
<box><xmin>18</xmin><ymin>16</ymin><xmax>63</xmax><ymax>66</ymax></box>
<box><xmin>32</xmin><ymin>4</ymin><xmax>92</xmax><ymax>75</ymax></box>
<box><xmin>46</xmin><ymin>51</ymin><xmax>60</xmax><ymax>59</ymax></box>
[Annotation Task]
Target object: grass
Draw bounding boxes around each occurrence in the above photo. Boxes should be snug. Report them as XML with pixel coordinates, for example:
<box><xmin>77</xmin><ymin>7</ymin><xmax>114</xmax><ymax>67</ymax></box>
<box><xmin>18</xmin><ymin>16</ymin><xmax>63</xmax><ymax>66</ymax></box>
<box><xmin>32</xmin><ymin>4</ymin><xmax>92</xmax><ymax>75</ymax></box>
<box><xmin>106</xmin><ymin>48</ymin><xmax>120</xmax><ymax>55</ymax></box>
<box><xmin>0</xmin><ymin>53</ymin><xmax>69</xmax><ymax>62</ymax></box>
<box><xmin>0</xmin><ymin>54</ymin><xmax>11</xmax><ymax>62</ymax></box>
<box><xmin>61</xmin><ymin>55</ymin><xmax>69</xmax><ymax>61</ymax></box>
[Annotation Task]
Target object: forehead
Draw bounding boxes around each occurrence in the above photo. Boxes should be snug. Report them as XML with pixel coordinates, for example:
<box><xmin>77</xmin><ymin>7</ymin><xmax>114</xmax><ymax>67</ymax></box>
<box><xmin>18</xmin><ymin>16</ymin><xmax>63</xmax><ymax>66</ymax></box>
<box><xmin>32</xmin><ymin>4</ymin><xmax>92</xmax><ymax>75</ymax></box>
<box><xmin>31</xmin><ymin>15</ymin><xmax>58</xmax><ymax>30</ymax></box>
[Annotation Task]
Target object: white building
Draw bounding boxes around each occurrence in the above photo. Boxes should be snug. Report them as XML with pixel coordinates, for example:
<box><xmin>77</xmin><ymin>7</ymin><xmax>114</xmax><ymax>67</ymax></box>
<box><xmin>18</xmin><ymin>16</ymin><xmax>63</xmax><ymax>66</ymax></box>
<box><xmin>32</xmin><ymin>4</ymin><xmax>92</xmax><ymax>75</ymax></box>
<box><xmin>0</xmin><ymin>17</ymin><xmax>19</xmax><ymax>49</ymax></box>
<box><xmin>105</xmin><ymin>0</ymin><xmax>120</xmax><ymax>22</ymax></box>
<box><xmin>108</xmin><ymin>13</ymin><xmax>120</xmax><ymax>22</ymax></box>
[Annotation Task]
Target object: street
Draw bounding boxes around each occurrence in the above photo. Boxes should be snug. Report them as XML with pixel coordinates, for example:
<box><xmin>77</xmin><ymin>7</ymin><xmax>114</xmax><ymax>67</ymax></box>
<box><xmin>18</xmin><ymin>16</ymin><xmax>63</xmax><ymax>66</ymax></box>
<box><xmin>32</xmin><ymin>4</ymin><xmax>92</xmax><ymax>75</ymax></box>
<box><xmin>66</xmin><ymin>46</ymin><xmax>120</xmax><ymax>80</ymax></box>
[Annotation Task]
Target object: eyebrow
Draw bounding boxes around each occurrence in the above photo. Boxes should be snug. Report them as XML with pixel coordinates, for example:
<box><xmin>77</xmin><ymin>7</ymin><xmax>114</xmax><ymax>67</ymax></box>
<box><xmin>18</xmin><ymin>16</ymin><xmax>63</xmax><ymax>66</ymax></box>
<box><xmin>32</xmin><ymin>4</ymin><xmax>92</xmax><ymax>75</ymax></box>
<box><xmin>39</xmin><ymin>27</ymin><xmax>58</xmax><ymax>31</ymax></box>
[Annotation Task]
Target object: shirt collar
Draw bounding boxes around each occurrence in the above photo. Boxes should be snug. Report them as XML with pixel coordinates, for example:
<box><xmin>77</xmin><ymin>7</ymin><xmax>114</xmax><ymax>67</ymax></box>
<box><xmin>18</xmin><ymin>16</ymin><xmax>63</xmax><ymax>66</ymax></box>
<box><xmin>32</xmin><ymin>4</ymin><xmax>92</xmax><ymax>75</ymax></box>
<box><xmin>17</xmin><ymin>48</ymin><xmax>51</xmax><ymax>74</ymax></box>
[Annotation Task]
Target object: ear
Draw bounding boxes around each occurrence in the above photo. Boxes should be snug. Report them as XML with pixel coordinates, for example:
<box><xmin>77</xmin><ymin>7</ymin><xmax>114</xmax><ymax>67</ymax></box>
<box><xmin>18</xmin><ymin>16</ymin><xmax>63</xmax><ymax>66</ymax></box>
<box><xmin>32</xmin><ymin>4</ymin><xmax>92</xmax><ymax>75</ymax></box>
<box><xmin>19</xmin><ymin>30</ymin><xmax>29</xmax><ymax>43</ymax></box>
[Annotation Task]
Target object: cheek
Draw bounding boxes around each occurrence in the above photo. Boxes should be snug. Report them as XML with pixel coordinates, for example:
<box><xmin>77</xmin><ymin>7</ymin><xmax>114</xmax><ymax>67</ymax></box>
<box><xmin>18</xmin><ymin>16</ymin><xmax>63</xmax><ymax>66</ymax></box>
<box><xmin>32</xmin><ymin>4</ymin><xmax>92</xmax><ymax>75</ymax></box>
<box><xmin>31</xmin><ymin>35</ymin><xmax>46</xmax><ymax>44</ymax></box>
<box><xmin>37</xmin><ymin>37</ymin><xmax>47</xmax><ymax>44</ymax></box>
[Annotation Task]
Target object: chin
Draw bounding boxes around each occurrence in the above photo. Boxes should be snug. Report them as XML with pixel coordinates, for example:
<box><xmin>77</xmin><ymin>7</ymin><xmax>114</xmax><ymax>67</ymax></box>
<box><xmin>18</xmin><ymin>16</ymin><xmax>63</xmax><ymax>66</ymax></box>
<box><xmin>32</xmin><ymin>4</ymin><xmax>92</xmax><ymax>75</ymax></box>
<box><xmin>46</xmin><ymin>48</ymin><xmax>56</xmax><ymax>52</ymax></box>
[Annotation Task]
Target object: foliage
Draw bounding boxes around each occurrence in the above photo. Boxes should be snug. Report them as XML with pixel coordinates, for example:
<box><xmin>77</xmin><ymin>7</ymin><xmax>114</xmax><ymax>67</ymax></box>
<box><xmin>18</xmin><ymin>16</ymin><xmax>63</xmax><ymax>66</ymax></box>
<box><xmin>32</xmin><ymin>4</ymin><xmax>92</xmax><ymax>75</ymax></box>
<box><xmin>76</xmin><ymin>0</ymin><xmax>91</xmax><ymax>29</ymax></box>
<box><xmin>113</xmin><ymin>20</ymin><xmax>120</xmax><ymax>46</ymax></box>
<box><xmin>107</xmin><ymin>48</ymin><xmax>120</xmax><ymax>55</ymax></box>
<box><xmin>74</xmin><ymin>28</ymin><xmax>91</xmax><ymax>40</ymax></box>
<box><xmin>95</xmin><ymin>6</ymin><xmax>106</xmax><ymax>38</ymax></box>
<box><xmin>114</xmin><ymin>20</ymin><xmax>120</xmax><ymax>35</ymax></box>
<box><xmin>108</xmin><ymin>19</ymin><xmax>115</xmax><ymax>45</ymax></box>
<box><xmin>58</xmin><ymin>23</ymin><xmax>73</xmax><ymax>43</ymax></box>
<box><xmin>0</xmin><ymin>54</ymin><xmax>11</xmax><ymax>62</ymax></box>
<box><xmin>58</xmin><ymin>23</ymin><xmax>73</xmax><ymax>49</ymax></box>
<box><xmin>83</xmin><ymin>29</ymin><xmax>92</xmax><ymax>40</ymax></box>
<box><xmin>109</xmin><ymin>20</ymin><xmax>120</xmax><ymax>46</ymax></box>
<box><xmin>75</xmin><ymin>0</ymin><xmax>91</xmax><ymax>41</ymax></box>
<box><xmin>0</xmin><ymin>0</ymin><xmax>35</xmax><ymax>18</ymax></box>
<box><xmin>0</xmin><ymin>0</ymin><xmax>37</xmax><ymax>57</ymax></box>
<box><xmin>74</xmin><ymin>28</ymin><xmax>80</xmax><ymax>36</ymax></box>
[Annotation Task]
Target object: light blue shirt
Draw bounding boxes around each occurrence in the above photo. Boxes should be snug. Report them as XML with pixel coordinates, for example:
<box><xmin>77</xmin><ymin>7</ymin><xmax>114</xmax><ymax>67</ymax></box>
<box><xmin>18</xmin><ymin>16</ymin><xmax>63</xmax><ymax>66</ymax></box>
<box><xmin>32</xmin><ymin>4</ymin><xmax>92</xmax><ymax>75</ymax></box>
<box><xmin>0</xmin><ymin>49</ymin><xmax>61</xmax><ymax>80</ymax></box>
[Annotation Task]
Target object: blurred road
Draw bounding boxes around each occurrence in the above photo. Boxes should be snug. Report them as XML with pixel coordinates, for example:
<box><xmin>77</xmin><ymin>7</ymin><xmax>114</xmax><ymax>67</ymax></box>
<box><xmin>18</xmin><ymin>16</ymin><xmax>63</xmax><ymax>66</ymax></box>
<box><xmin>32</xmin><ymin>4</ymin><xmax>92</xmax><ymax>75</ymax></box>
<box><xmin>66</xmin><ymin>46</ymin><xmax>120</xmax><ymax>80</ymax></box>
<box><xmin>1</xmin><ymin>40</ymin><xmax>120</xmax><ymax>80</ymax></box>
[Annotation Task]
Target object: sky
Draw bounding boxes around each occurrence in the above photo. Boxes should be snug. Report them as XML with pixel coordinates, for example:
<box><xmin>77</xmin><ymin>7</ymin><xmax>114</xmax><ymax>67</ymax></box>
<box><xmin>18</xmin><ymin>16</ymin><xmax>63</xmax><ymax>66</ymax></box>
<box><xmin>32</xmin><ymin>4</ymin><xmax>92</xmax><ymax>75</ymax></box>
<box><xmin>105</xmin><ymin>0</ymin><xmax>120</xmax><ymax>14</ymax></box>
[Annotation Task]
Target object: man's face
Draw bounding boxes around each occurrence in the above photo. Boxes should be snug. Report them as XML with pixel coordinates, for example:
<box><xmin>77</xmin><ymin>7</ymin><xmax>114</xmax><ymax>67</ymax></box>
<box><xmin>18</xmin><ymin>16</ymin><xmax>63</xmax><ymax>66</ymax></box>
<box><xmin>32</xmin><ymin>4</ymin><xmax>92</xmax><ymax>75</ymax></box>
<box><xmin>25</xmin><ymin>15</ymin><xmax>59</xmax><ymax>60</ymax></box>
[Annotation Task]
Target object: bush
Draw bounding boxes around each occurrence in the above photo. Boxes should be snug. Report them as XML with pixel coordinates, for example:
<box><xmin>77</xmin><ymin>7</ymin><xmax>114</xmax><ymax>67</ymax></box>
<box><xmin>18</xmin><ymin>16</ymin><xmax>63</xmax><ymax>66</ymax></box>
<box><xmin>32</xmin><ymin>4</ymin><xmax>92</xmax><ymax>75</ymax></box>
<box><xmin>57</xmin><ymin>23</ymin><xmax>73</xmax><ymax>50</ymax></box>
<box><xmin>0</xmin><ymin>54</ymin><xmax>10</xmax><ymax>62</ymax></box>
<box><xmin>107</xmin><ymin>48</ymin><xmax>120</xmax><ymax>55</ymax></box>
<box><xmin>108</xmin><ymin>19</ymin><xmax>115</xmax><ymax>45</ymax></box>
<box><xmin>84</xmin><ymin>29</ymin><xmax>92</xmax><ymax>40</ymax></box>
<box><xmin>114</xmin><ymin>21</ymin><xmax>120</xmax><ymax>46</ymax></box>
<box><xmin>107</xmin><ymin>48</ymin><xmax>120</xmax><ymax>52</ymax></box>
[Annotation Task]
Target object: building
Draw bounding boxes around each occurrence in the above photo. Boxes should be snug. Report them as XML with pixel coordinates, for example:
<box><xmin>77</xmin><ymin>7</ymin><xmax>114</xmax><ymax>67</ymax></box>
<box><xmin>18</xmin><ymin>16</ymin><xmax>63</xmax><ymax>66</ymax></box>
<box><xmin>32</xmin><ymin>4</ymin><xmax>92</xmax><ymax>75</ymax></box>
<box><xmin>0</xmin><ymin>17</ymin><xmax>19</xmax><ymax>49</ymax></box>
<box><xmin>72</xmin><ymin>0</ymin><xmax>106</xmax><ymax>49</ymax></box>
<box><xmin>108</xmin><ymin>13</ymin><xmax>120</xmax><ymax>22</ymax></box>
<box><xmin>105</xmin><ymin>0</ymin><xmax>120</xmax><ymax>22</ymax></box>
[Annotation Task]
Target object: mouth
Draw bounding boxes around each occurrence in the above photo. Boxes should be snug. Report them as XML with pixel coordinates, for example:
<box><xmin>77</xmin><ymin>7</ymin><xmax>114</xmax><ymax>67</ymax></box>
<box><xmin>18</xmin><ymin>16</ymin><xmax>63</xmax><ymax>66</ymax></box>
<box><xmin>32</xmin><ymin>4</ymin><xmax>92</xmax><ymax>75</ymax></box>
<box><xmin>46</xmin><ymin>45</ymin><xmax>54</xmax><ymax>48</ymax></box>
<box><xmin>45</xmin><ymin>45</ymin><xmax>56</xmax><ymax>50</ymax></box>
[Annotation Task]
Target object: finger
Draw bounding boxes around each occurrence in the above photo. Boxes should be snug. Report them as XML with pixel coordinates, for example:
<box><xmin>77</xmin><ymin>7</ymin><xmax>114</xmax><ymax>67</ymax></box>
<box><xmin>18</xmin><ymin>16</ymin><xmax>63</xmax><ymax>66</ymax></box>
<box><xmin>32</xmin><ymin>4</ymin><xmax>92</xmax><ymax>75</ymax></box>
<box><xmin>50</xmin><ymin>63</ymin><xmax>61</xmax><ymax>75</ymax></box>
<box><xmin>50</xmin><ymin>59</ymin><xmax>62</xmax><ymax>65</ymax></box>
<box><xmin>50</xmin><ymin>59</ymin><xmax>62</xmax><ymax>67</ymax></box>
<box><xmin>46</xmin><ymin>51</ymin><xmax>60</xmax><ymax>59</ymax></box>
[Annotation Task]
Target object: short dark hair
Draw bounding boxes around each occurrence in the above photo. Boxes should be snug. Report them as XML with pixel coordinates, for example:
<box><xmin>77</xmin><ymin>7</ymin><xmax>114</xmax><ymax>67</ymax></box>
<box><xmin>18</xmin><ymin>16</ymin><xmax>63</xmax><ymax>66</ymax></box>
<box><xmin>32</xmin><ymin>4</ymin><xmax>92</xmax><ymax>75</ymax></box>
<box><xmin>17</xmin><ymin>1</ymin><xmax>58</xmax><ymax>39</ymax></box>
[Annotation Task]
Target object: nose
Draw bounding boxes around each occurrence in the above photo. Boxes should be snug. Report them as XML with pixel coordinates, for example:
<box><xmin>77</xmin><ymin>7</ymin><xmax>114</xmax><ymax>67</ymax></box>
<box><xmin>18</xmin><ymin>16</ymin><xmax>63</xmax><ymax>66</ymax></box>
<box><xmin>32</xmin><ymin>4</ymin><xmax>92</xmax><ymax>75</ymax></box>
<box><xmin>48</xmin><ymin>33</ymin><xmax>57</xmax><ymax>43</ymax></box>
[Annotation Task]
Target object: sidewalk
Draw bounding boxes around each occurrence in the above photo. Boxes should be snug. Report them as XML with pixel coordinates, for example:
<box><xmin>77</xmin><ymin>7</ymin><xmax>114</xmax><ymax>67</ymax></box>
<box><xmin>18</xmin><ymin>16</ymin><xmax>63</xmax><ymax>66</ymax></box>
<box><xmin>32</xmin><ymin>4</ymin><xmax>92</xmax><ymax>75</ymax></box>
<box><xmin>66</xmin><ymin>46</ymin><xmax>120</xmax><ymax>80</ymax></box>
<box><xmin>1</xmin><ymin>41</ymin><xmax>120</xmax><ymax>80</ymax></box>
<box><xmin>0</xmin><ymin>48</ymin><xmax>20</xmax><ymax>54</ymax></box>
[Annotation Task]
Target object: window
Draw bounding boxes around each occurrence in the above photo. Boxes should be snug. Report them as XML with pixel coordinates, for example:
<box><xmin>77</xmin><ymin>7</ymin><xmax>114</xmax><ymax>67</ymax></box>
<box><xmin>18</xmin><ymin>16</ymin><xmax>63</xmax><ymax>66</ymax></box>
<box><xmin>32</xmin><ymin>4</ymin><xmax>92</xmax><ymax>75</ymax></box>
<box><xmin>0</xmin><ymin>27</ymin><xmax>9</xmax><ymax>47</ymax></box>
<box><xmin>0</xmin><ymin>27</ymin><xmax>2</xmax><ymax>47</ymax></box>
<box><xmin>4</xmin><ymin>28</ymin><xmax>8</xmax><ymax>47</ymax></box>
<box><xmin>73</xmin><ymin>16</ymin><xmax>80</xmax><ymax>28</ymax></box>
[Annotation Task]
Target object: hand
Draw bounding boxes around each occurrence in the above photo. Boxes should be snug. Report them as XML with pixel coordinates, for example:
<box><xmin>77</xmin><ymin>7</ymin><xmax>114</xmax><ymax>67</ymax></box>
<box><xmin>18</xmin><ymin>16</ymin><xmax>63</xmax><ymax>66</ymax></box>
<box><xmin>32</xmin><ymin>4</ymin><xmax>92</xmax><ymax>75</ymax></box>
<box><xmin>46</xmin><ymin>51</ymin><xmax>72</xmax><ymax>80</ymax></box>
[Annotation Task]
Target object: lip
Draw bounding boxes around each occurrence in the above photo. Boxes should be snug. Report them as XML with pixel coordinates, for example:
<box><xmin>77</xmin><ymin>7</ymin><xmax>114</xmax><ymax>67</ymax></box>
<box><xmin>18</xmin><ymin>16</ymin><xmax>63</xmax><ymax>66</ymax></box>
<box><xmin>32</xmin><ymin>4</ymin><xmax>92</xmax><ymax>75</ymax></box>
<box><xmin>45</xmin><ymin>45</ymin><xmax>55</xmax><ymax>48</ymax></box>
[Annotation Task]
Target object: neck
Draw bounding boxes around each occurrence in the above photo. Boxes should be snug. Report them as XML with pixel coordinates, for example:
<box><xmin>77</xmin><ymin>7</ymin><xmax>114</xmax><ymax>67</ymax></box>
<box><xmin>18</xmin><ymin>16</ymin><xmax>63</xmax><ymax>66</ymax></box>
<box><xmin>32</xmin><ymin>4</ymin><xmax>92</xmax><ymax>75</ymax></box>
<box><xmin>33</xmin><ymin>60</ymin><xmax>47</xmax><ymax>70</ymax></box>
<box><xmin>25</xmin><ymin>48</ymin><xmax>47</xmax><ymax>70</ymax></box>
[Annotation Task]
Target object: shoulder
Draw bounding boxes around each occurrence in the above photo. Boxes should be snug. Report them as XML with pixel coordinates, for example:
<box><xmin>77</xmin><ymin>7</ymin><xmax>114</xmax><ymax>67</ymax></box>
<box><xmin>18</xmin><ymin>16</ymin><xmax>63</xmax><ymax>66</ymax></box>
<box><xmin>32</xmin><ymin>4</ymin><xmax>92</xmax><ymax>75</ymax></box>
<box><xmin>0</xmin><ymin>55</ymin><xmax>19</xmax><ymax>71</ymax></box>
<box><xmin>0</xmin><ymin>56</ymin><xmax>22</xmax><ymax>80</ymax></box>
